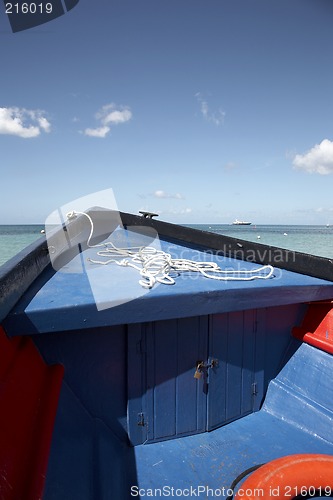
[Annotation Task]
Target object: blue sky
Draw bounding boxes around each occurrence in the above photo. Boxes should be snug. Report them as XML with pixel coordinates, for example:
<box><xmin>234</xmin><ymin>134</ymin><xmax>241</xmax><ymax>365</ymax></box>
<box><xmin>1</xmin><ymin>0</ymin><xmax>333</xmax><ymax>224</ymax></box>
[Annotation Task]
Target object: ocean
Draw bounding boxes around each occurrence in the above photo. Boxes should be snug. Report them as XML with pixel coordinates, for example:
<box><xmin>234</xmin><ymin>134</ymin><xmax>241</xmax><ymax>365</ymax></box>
<box><xmin>0</xmin><ymin>224</ymin><xmax>333</xmax><ymax>268</ymax></box>
<box><xmin>187</xmin><ymin>224</ymin><xmax>333</xmax><ymax>259</ymax></box>
<box><xmin>0</xmin><ymin>225</ymin><xmax>45</xmax><ymax>267</ymax></box>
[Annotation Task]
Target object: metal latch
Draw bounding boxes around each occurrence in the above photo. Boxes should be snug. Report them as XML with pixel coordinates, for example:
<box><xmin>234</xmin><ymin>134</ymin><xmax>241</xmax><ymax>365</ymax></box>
<box><xmin>194</xmin><ymin>359</ymin><xmax>219</xmax><ymax>379</ymax></box>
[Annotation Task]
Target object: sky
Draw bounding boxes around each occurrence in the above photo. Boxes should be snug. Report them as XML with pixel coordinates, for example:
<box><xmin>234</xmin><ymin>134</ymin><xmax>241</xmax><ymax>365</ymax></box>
<box><xmin>1</xmin><ymin>0</ymin><xmax>333</xmax><ymax>224</ymax></box>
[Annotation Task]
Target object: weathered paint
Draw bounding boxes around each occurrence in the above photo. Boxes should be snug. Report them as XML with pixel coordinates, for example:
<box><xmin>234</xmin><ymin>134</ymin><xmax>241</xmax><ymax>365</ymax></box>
<box><xmin>4</xmin><ymin>235</ymin><xmax>333</xmax><ymax>336</ymax></box>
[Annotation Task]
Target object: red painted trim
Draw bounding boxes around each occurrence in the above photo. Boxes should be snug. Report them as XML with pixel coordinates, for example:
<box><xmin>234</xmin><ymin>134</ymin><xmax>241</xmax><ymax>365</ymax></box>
<box><xmin>0</xmin><ymin>326</ymin><xmax>64</xmax><ymax>500</ymax></box>
<box><xmin>292</xmin><ymin>302</ymin><xmax>333</xmax><ymax>354</ymax></box>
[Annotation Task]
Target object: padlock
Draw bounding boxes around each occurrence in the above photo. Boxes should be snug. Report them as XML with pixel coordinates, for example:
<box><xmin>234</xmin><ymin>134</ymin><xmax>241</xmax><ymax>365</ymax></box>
<box><xmin>194</xmin><ymin>362</ymin><xmax>203</xmax><ymax>379</ymax></box>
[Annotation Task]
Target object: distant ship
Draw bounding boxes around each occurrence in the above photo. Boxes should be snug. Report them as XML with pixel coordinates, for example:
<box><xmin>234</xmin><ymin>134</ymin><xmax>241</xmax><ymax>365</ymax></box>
<box><xmin>232</xmin><ymin>219</ymin><xmax>252</xmax><ymax>225</ymax></box>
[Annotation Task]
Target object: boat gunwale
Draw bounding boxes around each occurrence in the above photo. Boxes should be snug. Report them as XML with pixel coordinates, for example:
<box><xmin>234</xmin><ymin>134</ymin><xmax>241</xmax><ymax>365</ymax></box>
<box><xmin>120</xmin><ymin>211</ymin><xmax>333</xmax><ymax>282</ymax></box>
<box><xmin>0</xmin><ymin>236</ymin><xmax>49</xmax><ymax>324</ymax></box>
<box><xmin>1</xmin><ymin>209</ymin><xmax>333</xmax><ymax>324</ymax></box>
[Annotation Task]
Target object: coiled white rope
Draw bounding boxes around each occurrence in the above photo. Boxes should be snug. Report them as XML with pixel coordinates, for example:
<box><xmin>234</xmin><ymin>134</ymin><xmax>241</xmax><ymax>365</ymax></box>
<box><xmin>66</xmin><ymin>211</ymin><xmax>274</xmax><ymax>289</ymax></box>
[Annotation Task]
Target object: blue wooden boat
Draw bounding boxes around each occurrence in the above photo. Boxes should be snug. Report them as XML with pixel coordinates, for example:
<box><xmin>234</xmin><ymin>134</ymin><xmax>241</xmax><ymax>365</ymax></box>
<box><xmin>1</xmin><ymin>209</ymin><xmax>333</xmax><ymax>499</ymax></box>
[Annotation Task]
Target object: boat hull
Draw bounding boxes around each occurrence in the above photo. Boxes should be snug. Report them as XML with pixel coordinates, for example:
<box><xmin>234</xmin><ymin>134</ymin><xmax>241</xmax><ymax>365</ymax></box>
<box><xmin>1</xmin><ymin>209</ymin><xmax>333</xmax><ymax>499</ymax></box>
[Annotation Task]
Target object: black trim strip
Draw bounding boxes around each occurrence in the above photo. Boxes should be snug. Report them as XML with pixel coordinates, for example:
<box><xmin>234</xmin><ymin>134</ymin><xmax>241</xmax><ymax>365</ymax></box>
<box><xmin>120</xmin><ymin>211</ymin><xmax>333</xmax><ymax>282</ymax></box>
<box><xmin>0</xmin><ymin>237</ymin><xmax>50</xmax><ymax>324</ymax></box>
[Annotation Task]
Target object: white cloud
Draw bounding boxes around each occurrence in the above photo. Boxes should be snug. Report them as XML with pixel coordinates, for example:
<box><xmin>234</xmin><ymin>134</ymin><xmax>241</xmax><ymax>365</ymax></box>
<box><xmin>154</xmin><ymin>190</ymin><xmax>184</xmax><ymax>199</ymax></box>
<box><xmin>195</xmin><ymin>92</ymin><xmax>225</xmax><ymax>126</ymax></box>
<box><xmin>84</xmin><ymin>126</ymin><xmax>110</xmax><ymax>138</ymax></box>
<box><xmin>292</xmin><ymin>139</ymin><xmax>333</xmax><ymax>175</ymax></box>
<box><xmin>96</xmin><ymin>104</ymin><xmax>132</xmax><ymax>125</ymax></box>
<box><xmin>0</xmin><ymin>107</ymin><xmax>51</xmax><ymax>138</ymax></box>
<box><xmin>83</xmin><ymin>103</ymin><xmax>132</xmax><ymax>138</ymax></box>
<box><xmin>37</xmin><ymin>115</ymin><xmax>51</xmax><ymax>133</ymax></box>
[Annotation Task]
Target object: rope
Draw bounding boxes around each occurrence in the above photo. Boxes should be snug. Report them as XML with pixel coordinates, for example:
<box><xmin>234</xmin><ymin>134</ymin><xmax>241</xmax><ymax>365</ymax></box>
<box><xmin>66</xmin><ymin>211</ymin><xmax>274</xmax><ymax>289</ymax></box>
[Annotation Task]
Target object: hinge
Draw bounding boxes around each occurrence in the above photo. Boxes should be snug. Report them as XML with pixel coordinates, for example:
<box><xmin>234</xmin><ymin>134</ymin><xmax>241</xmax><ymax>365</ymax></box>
<box><xmin>137</xmin><ymin>412</ymin><xmax>145</xmax><ymax>426</ymax></box>
<box><xmin>252</xmin><ymin>382</ymin><xmax>258</xmax><ymax>396</ymax></box>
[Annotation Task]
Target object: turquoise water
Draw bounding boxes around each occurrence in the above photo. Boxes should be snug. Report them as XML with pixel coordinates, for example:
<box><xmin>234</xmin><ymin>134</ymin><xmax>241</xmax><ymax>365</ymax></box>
<box><xmin>0</xmin><ymin>225</ymin><xmax>45</xmax><ymax>267</ymax></box>
<box><xmin>187</xmin><ymin>224</ymin><xmax>333</xmax><ymax>259</ymax></box>
<box><xmin>1</xmin><ymin>224</ymin><xmax>333</xmax><ymax>268</ymax></box>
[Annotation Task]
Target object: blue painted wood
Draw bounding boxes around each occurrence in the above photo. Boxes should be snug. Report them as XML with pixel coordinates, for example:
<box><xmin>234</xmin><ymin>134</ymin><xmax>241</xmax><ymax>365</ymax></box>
<box><xmin>4</xmin><ymin>236</ymin><xmax>333</xmax><ymax>337</ymax></box>
<box><xmin>35</xmin><ymin>321</ymin><xmax>333</xmax><ymax>498</ymax></box>
<box><xmin>129</xmin><ymin>317</ymin><xmax>208</xmax><ymax>444</ymax></box>
<box><xmin>175</xmin><ymin>317</ymin><xmax>207</xmax><ymax>436</ymax></box>
<box><xmin>227</xmin><ymin>312</ymin><xmax>244</xmax><ymax>421</ymax></box>
<box><xmin>2</xmin><ymin>211</ymin><xmax>333</xmax><ymax>498</ymax></box>
<box><xmin>33</xmin><ymin>325</ymin><xmax>129</xmax><ymax>443</ymax></box>
<box><xmin>134</xmin><ymin>410</ymin><xmax>333</xmax><ymax>495</ymax></box>
<box><xmin>242</xmin><ymin>310</ymin><xmax>256</xmax><ymax>415</ymax></box>
<box><xmin>207</xmin><ymin>305</ymin><xmax>302</xmax><ymax>431</ymax></box>
<box><xmin>262</xmin><ymin>304</ymin><xmax>306</xmax><ymax>388</ymax></box>
<box><xmin>30</xmin><ymin>301</ymin><xmax>305</xmax><ymax>451</ymax></box>
<box><xmin>147</xmin><ymin>321</ymin><xmax>178</xmax><ymax>441</ymax></box>
<box><xmin>42</xmin><ymin>382</ymin><xmax>136</xmax><ymax>500</ymax></box>
<box><xmin>134</xmin><ymin>340</ymin><xmax>333</xmax><ymax>494</ymax></box>
<box><xmin>263</xmin><ymin>343</ymin><xmax>333</xmax><ymax>443</ymax></box>
<box><xmin>127</xmin><ymin>304</ymin><xmax>303</xmax><ymax>445</ymax></box>
<box><xmin>253</xmin><ymin>308</ymin><xmax>266</xmax><ymax>411</ymax></box>
<box><xmin>207</xmin><ymin>313</ymin><xmax>229</xmax><ymax>427</ymax></box>
<box><xmin>127</xmin><ymin>323</ymin><xmax>147</xmax><ymax>446</ymax></box>
<box><xmin>208</xmin><ymin>309</ymin><xmax>259</xmax><ymax>430</ymax></box>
